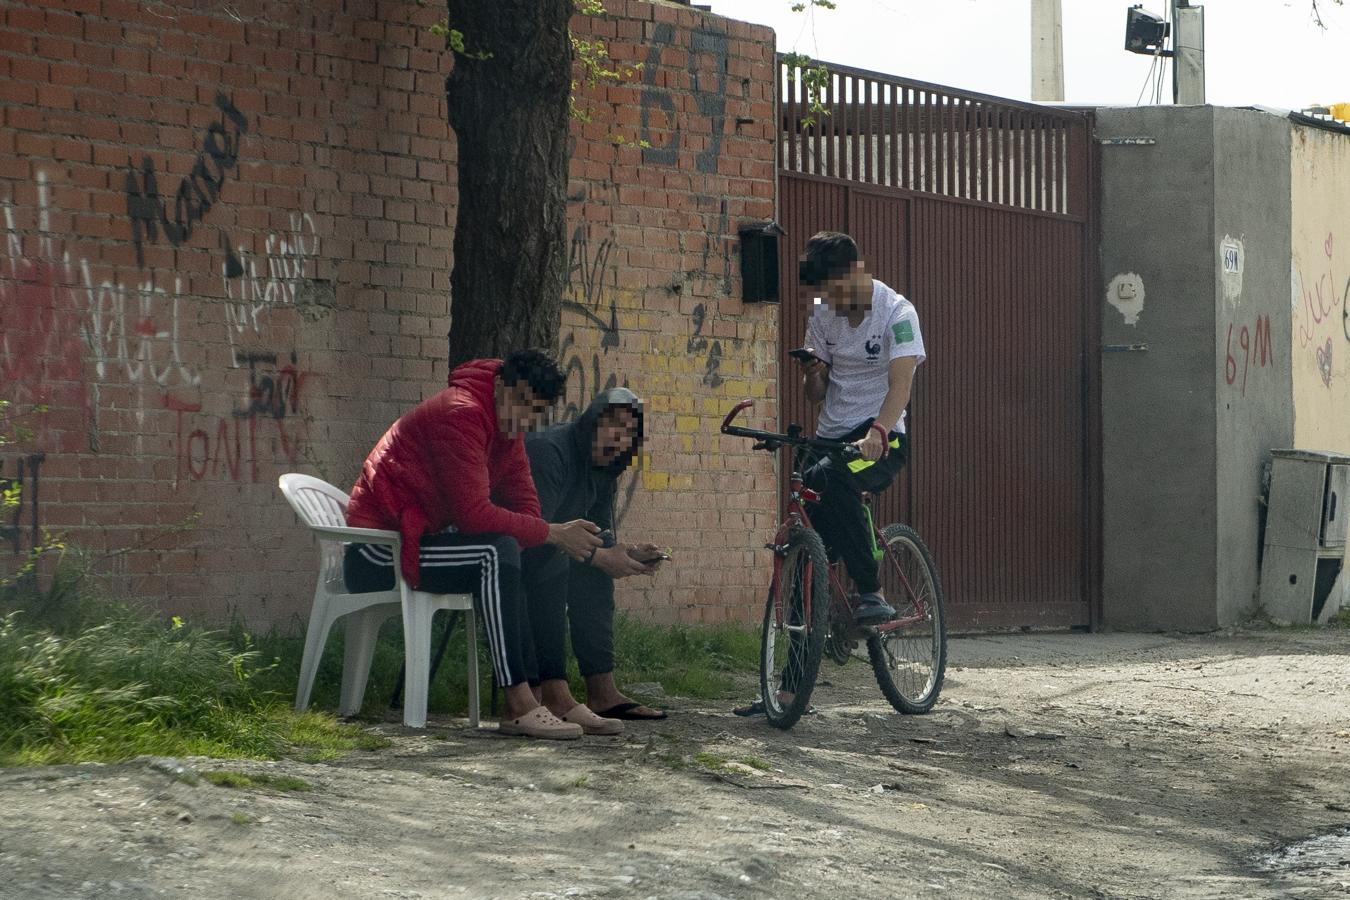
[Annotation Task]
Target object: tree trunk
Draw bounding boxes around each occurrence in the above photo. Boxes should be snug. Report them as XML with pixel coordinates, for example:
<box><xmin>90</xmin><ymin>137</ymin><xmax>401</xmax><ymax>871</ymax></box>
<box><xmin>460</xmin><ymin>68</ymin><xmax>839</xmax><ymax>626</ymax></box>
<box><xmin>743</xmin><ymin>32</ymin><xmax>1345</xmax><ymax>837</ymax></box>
<box><xmin>444</xmin><ymin>0</ymin><xmax>574</xmax><ymax>370</ymax></box>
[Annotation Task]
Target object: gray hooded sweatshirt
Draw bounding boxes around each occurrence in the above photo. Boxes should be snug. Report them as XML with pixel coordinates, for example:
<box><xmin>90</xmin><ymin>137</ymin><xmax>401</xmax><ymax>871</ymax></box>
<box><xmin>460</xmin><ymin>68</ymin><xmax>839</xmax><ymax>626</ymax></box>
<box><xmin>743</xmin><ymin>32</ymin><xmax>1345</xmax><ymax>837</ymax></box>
<box><xmin>524</xmin><ymin>388</ymin><xmax>644</xmax><ymax>531</ymax></box>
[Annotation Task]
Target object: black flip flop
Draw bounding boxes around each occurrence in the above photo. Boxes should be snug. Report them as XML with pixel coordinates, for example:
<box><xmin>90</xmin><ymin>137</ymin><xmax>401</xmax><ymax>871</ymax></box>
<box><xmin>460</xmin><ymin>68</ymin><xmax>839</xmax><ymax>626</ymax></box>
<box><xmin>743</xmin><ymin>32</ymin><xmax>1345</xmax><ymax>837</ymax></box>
<box><xmin>593</xmin><ymin>701</ymin><xmax>668</xmax><ymax>721</ymax></box>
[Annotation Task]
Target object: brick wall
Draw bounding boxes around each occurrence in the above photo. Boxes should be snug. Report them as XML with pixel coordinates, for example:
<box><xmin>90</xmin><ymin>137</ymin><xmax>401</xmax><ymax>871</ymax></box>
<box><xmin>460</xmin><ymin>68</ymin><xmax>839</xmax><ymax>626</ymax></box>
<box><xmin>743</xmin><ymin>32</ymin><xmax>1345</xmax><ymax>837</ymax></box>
<box><xmin>0</xmin><ymin>0</ymin><xmax>779</xmax><ymax>628</ymax></box>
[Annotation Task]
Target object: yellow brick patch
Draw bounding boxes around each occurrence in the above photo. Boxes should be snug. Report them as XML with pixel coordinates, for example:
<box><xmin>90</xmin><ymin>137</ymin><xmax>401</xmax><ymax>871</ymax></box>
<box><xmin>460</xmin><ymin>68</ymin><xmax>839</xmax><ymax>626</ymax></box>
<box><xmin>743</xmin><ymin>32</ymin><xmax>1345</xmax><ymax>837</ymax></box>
<box><xmin>675</xmin><ymin>415</ymin><xmax>700</xmax><ymax>433</ymax></box>
<box><xmin>643</xmin><ymin>471</ymin><xmax>670</xmax><ymax>491</ymax></box>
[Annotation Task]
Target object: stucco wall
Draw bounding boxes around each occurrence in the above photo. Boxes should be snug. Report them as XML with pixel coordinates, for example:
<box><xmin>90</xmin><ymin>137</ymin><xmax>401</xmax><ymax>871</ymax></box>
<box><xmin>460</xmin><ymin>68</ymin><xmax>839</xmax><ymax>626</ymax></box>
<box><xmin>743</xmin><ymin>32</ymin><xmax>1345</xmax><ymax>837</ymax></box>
<box><xmin>1290</xmin><ymin>124</ymin><xmax>1350</xmax><ymax>452</ymax></box>
<box><xmin>1098</xmin><ymin>106</ymin><xmax>1221</xmax><ymax>631</ymax></box>
<box><xmin>1211</xmin><ymin>108</ymin><xmax>1293</xmax><ymax>626</ymax></box>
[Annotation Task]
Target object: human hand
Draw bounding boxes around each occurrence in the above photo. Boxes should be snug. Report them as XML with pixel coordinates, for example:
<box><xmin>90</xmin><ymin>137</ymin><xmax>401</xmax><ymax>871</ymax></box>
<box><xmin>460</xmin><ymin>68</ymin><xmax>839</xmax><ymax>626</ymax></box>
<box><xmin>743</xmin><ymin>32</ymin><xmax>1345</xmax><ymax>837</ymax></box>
<box><xmin>627</xmin><ymin>542</ymin><xmax>669</xmax><ymax>568</ymax></box>
<box><xmin>547</xmin><ymin>519</ymin><xmax>603</xmax><ymax>562</ymax></box>
<box><xmin>799</xmin><ymin>350</ymin><xmax>828</xmax><ymax>379</ymax></box>
<box><xmin>594</xmin><ymin>545</ymin><xmax>656</xmax><ymax>579</ymax></box>
<box><xmin>854</xmin><ymin>429</ymin><xmax>886</xmax><ymax>462</ymax></box>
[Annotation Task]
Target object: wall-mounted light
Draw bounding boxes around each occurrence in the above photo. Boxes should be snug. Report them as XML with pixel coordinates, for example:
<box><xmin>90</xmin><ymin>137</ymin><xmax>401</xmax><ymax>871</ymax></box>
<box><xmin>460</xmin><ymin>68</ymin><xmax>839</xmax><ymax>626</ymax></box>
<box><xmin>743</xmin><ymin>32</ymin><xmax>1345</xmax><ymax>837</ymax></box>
<box><xmin>1124</xmin><ymin>6</ymin><xmax>1170</xmax><ymax>55</ymax></box>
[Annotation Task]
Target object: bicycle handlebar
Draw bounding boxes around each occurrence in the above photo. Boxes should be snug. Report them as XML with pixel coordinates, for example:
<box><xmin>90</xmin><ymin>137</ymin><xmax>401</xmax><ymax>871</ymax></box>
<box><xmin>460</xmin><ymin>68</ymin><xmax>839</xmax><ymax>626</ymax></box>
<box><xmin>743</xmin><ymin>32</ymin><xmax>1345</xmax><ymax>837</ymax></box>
<box><xmin>720</xmin><ymin>399</ymin><xmax>861</xmax><ymax>459</ymax></box>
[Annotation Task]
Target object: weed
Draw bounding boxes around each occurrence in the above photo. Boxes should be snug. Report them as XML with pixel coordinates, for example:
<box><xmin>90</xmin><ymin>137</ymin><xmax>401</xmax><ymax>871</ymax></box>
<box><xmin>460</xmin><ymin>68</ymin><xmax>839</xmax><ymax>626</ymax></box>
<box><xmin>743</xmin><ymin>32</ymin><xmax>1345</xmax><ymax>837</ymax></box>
<box><xmin>0</xmin><ymin>561</ymin><xmax>383</xmax><ymax>767</ymax></box>
<box><xmin>547</xmin><ymin>774</ymin><xmax>591</xmax><ymax>792</ymax></box>
<box><xmin>203</xmin><ymin>770</ymin><xmax>311</xmax><ymax>792</ymax></box>
<box><xmin>203</xmin><ymin>770</ymin><xmax>253</xmax><ymax>789</ymax></box>
<box><xmin>693</xmin><ymin>751</ymin><xmax>731</xmax><ymax>773</ymax></box>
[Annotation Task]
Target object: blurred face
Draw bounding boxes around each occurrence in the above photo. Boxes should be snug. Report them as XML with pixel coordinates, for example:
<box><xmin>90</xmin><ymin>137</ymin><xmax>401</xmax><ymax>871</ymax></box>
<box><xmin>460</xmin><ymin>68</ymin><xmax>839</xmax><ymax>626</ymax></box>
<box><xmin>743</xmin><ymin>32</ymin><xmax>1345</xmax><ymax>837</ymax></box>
<box><xmin>592</xmin><ymin>404</ymin><xmax>639</xmax><ymax>466</ymax></box>
<box><xmin>815</xmin><ymin>260</ymin><xmax>870</xmax><ymax>312</ymax></box>
<box><xmin>495</xmin><ymin>377</ymin><xmax>551</xmax><ymax>438</ymax></box>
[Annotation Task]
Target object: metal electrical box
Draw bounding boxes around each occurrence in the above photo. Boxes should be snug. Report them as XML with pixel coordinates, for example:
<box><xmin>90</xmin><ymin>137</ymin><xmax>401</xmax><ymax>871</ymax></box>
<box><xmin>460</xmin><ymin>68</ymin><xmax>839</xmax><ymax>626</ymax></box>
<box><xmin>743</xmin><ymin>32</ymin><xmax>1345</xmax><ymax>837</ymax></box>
<box><xmin>1258</xmin><ymin>449</ymin><xmax>1350</xmax><ymax>623</ymax></box>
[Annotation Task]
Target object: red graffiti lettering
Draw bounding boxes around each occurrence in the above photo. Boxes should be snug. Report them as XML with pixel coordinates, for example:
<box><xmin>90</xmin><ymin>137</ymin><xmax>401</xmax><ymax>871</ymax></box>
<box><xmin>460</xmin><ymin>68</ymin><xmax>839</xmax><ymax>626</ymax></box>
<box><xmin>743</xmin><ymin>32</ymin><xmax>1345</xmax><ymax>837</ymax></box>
<box><xmin>1225</xmin><ymin>314</ymin><xmax>1274</xmax><ymax>397</ymax></box>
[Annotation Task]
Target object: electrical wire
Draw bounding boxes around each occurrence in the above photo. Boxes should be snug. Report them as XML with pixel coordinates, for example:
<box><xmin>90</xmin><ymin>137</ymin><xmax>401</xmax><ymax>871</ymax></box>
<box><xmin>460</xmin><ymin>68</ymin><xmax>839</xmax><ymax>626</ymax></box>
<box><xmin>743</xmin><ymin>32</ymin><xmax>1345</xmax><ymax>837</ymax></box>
<box><xmin>1136</xmin><ymin>52</ymin><xmax>1160</xmax><ymax>106</ymax></box>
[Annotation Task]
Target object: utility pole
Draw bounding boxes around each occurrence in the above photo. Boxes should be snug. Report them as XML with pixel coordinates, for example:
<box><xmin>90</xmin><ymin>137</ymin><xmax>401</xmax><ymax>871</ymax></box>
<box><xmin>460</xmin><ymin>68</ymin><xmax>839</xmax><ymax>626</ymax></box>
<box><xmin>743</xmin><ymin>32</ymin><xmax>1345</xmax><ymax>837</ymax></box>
<box><xmin>1031</xmin><ymin>0</ymin><xmax>1065</xmax><ymax>102</ymax></box>
<box><xmin>1171</xmin><ymin>0</ymin><xmax>1205</xmax><ymax>104</ymax></box>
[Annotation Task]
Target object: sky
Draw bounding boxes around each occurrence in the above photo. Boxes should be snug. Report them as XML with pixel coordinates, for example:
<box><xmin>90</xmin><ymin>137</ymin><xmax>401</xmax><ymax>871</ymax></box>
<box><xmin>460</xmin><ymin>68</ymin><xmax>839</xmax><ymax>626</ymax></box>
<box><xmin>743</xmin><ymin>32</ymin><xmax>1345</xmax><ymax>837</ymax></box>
<box><xmin>702</xmin><ymin>0</ymin><xmax>1350</xmax><ymax>111</ymax></box>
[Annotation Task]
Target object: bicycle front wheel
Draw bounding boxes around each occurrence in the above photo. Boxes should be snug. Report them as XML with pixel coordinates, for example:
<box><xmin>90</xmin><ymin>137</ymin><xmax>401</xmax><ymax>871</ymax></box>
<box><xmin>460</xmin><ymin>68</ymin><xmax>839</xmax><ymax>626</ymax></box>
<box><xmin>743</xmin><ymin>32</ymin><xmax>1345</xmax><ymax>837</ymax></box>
<box><xmin>868</xmin><ymin>524</ymin><xmax>947</xmax><ymax>714</ymax></box>
<box><xmin>760</xmin><ymin>526</ymin><xmax>829</xmax><ymax>729</ymax></box>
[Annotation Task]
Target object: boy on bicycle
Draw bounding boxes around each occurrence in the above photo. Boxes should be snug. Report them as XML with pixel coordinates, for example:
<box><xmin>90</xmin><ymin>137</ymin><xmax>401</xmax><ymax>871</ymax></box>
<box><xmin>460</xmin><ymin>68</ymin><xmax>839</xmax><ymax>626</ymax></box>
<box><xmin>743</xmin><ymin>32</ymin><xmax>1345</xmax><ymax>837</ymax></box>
<box><xmin>796</xmin><ymin>231</ymin><xmax>925</xmax><ymax>625</ymax></box>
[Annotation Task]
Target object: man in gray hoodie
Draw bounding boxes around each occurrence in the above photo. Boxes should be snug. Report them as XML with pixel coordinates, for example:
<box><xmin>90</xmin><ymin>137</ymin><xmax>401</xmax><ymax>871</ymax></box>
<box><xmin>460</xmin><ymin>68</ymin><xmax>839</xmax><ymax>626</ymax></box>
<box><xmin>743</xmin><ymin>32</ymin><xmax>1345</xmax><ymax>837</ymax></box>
<box><xmin>521</xmin><ymin>388</ymin><xmax>669</xmax><ymax>734</ymax></box>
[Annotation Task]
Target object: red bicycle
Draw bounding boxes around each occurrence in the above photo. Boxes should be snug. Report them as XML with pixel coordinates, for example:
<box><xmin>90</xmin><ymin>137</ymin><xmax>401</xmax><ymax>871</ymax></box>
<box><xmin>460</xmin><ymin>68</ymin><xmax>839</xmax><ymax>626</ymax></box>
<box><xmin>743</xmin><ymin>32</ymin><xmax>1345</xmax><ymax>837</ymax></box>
<box><xmin>722</xmin><ymin>399</ymin><xmax>947</xmax><ymax>729</ymax></box>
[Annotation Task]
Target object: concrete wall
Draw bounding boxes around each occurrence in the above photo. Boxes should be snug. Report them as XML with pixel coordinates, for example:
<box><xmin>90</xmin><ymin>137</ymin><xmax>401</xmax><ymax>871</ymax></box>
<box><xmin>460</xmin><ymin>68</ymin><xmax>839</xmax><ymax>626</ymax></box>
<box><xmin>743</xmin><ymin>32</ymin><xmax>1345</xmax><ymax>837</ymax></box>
<box><xmin>1211</xmin><ymin>108</ymin><xmax>1293</xmax><ymax>627</ymax></box>
<box><xmin>1097</xmin><ymin>106</ymin><xmax>1349</xmax><ymax>630</ymax></box>
<box><xmin>1098</xmin><ymin>106</ymin><xmax>1221</xmax><ymax>631</ymax></box>
<box><xmin>0</xmin><ymin>0</ymin><xmax>780</xmax><ymax>627</ymax></box>
<box><xmin>1290</xmin><ymin>124</ymin><xmax>1350</xmax><ymax>451</ymax></box>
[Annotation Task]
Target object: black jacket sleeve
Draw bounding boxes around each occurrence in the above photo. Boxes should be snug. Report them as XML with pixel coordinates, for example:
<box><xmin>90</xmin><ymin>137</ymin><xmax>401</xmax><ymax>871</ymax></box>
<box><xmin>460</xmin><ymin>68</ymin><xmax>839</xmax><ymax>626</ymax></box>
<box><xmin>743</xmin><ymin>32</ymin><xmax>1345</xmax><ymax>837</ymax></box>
<box><xmin>525</xmin><ymin>439</ymin><xmax>568</xmax><ymax>523</ymax></box>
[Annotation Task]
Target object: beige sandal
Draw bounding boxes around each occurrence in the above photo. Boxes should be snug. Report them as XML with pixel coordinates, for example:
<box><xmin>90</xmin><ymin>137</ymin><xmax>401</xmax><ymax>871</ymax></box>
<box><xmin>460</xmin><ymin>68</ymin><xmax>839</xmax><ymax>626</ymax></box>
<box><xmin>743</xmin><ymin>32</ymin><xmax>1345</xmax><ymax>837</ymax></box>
<box><xmin>560</xmin><ymin>704</ymin><xmax>624</xmax><ymax>736</ymax></box>
<box><xmin>498</xmin><ymin>706</ymin><xmax>583</xmax><ymax>740</ymax></box>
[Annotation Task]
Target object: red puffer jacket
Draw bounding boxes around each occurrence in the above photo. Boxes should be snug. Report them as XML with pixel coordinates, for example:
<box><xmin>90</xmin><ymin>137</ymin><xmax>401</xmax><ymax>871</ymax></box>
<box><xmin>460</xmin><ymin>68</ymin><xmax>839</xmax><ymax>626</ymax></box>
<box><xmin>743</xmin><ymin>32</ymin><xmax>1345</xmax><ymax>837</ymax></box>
<box><xmin>345</xmin><ymin>359</ymin><xmax>549</xmax><ymax>587</ymax></box>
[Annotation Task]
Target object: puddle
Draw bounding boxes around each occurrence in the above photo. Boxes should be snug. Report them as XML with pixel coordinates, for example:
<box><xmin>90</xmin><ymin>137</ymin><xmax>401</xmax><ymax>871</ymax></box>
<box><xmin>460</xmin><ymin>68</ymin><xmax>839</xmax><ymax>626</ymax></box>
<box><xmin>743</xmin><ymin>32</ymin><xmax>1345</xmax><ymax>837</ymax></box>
<box><xmin>1257</xmin><ymin>826</ymin><xmax>1350</xmax><ymax>882</ymax></box>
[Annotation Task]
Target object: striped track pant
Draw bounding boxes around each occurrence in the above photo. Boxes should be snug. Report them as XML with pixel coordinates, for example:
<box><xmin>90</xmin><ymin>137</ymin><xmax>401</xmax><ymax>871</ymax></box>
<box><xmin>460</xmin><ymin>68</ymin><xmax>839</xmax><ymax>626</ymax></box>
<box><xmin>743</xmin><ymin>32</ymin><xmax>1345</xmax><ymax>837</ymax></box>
<box><xmin>342</xmin><ymin>532</ymin><xmax>531</xmax><ymax>687</ymax></box>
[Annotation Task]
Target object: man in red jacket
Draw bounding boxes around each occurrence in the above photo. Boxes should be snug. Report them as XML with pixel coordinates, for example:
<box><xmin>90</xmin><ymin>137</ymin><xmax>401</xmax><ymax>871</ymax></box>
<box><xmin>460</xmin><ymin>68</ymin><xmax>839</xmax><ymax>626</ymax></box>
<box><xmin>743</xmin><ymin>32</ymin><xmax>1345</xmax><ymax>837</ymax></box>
<box><xmin>344</xmin><ymin>349</ymin><xmax>602</xmax><ymax>739</ymax></box>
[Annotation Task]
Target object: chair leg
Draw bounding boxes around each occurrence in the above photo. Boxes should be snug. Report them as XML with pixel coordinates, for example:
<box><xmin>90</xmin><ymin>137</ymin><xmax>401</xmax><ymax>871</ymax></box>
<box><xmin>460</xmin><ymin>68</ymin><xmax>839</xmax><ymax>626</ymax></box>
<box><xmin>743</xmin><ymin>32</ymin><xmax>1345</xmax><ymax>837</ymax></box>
<box><xmin>295</xmin><ymin>594</ymin><xmax>337</xmax><ymax>712</ymax></box>
<box><xmin>339</xmin><ymin>607</ymin><xmax>389</xmax><ymax>717</ymax></box>
<box><xmin>401</xmin><ymin>591</ymin><xmax>435</xmax><ymax>729</ymax></box>
<box><xmin>464</xmin><ymin>606</ymin><xmax>480</xmax><ymax>729</ymax></box>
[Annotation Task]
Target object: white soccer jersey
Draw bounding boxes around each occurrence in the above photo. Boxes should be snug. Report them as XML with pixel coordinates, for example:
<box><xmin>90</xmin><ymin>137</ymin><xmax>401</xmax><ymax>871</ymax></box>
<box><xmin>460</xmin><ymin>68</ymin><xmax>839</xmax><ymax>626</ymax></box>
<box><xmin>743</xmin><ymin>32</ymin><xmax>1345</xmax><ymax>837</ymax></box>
<box><xmin>804</xmin><ymin>279</ymin><xmax>926</xmax><ymax>439</ymax></box>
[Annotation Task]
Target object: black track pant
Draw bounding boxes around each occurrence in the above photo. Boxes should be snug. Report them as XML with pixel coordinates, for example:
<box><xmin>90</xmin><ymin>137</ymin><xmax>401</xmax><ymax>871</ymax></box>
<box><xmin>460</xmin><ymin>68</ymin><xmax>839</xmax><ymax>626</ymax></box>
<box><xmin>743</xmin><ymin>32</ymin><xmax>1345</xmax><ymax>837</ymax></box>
<box><xmin>343</xmin><ymin>532</ymin><xmax>534</xmax><ymax>688</ymax></box>
<box><xmin>520</xmin><ymin>545</ymin><xmax>616</xmax><ymax>684</ymax></box>
<box><xmin>802</xmin><ymin>420</ymin><xmax>909</xmax><ymax>595</ymax></box>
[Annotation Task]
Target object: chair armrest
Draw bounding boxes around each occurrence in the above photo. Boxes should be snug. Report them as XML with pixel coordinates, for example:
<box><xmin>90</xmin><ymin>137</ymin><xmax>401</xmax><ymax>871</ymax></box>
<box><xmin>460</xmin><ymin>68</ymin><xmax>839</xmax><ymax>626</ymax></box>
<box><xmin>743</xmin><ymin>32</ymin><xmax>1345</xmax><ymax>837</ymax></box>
<box><xmin>309</xmin><ymin>525</ymin><xmax>401</xmax><ymax>545</ymax></box>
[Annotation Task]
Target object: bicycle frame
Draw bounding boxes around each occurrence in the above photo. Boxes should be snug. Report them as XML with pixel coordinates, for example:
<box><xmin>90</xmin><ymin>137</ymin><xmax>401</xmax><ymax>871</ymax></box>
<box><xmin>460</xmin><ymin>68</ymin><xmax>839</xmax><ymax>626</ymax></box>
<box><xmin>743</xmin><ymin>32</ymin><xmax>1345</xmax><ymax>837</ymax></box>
<box><xmin>721</xmin><ymin>399</ymin><xmax>930</xmax><ymax>637</ymax></box>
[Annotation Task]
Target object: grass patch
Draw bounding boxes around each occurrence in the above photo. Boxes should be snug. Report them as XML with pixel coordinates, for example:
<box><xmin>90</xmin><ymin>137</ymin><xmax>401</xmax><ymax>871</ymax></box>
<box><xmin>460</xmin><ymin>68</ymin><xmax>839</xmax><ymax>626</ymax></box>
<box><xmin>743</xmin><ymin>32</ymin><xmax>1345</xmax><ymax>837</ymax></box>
<box><xmin>229</xmin><ymin>812</ymin><xmax>255</xmax><ymax>826</ymax></box>
<box><xmin>243</xmin><ymin>610</ymin><xmax>759</xmax><ymax>719</ymax></box>
<box><xmin>693</xmin><ymin>751</ymin><xmax>731</xmax><ymax>773</ymax></box>
<box><xmin>738</xmin><ymin>755</ymin><xmax>772</xmax><ymax>771</ymax></box>
<box><xmin>0</xmin><ymin>552</ymin><xmax>389</xmax><ymax>767</ymax></box>
<box><xmin>203</xmin><ymin>770</ymin><xmax>311</xmax><ymax>792</ymax></box>
<box><xmin>0</xmin><ymin>545</ymin><xmax>758</xmax><ymax>767</ymax></box>
<box><xmin>606</xmin><ymin>615</ymin><xmax>759</xmax><ymax>701</ymax></box>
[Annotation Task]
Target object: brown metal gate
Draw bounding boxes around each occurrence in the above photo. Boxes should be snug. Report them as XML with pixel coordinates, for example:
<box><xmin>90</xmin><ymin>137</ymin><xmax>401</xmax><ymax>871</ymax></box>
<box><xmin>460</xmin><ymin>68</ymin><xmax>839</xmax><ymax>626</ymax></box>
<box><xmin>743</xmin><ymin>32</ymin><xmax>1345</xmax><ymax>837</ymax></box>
<box><xmin>776</xmin><ymin>61</ymin><xmax>1100</xmax><ymax>630</ymax></box>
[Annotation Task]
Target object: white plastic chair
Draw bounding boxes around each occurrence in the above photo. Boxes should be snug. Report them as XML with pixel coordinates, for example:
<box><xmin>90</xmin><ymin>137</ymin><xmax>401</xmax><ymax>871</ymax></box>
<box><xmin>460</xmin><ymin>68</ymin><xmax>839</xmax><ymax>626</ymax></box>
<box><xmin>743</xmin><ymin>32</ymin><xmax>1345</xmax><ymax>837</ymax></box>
<box><xmin>278</xmin><ymin>473</ymin><xmax>479</xmax><ymax>729</ymax></box>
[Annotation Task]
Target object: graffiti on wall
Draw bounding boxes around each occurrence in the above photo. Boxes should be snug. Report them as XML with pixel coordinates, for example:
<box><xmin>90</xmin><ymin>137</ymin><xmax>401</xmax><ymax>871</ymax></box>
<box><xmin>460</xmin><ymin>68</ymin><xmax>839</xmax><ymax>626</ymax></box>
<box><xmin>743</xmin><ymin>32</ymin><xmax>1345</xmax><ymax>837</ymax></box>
<box><xmin>1224</xmin><ymin>314</ymin><xmax>1274</xmax><ymax>396</ymax></box>
<box><xmin>166</xmin><ymin>351</ymin><xmax>310</xmax><ymax>485</ymax></box>
<box><xmin>124</xmin><ymin>93</ymin><xmax>249</xmax><ymax>269</ymax></box>
<box><xmin>1</xmin><ymin>91</ymin><xmax>319</xmax><ymax>473</ymax></box>
<box><xmin>640</xmin><ymin>24</ymin><xmax>730</xmax><ymax>175</ymax></box>
<box><xmin>223</xmin><ymin>212</ymin><xmax>320</xmax><ymax>359</ymax></box>
<box><xmin>1106</xmin><ymin>272</ymin><xmax>1145</xmax><ymax>326</ymax></box>
<box><xmin>686</xmin><ymin>303</ymin><xmax>724</xmax><ymax>388</ymax></box>
<box><xmin>563</xmin><ymin>224</ymin><xmax>620</xmax><ymax>350</ymax></box>
<box><xmin>1292</xmin><ymin>232</ymin><xmax>1350</xmax><ymax>387</ymax></box>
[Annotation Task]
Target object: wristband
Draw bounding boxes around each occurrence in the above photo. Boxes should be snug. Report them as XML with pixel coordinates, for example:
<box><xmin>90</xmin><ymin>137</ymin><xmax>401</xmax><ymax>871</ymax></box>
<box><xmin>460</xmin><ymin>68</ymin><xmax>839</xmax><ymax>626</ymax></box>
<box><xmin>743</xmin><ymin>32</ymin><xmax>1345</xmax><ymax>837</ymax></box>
<box><xmin>869</xmin><ymin>422</ymin><xmax>889</xmax><ymax>459</ymax></box>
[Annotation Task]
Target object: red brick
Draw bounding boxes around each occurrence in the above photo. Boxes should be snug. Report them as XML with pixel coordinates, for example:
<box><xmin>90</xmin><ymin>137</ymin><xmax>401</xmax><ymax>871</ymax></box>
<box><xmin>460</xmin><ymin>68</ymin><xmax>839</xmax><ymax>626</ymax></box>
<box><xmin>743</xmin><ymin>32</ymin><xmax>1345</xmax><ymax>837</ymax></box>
<box><xmin>0</xmin><ymin>82</ymin><xmax>38</xmax><ymax>108</ymax></box>
<box><xmin>0</xmin><ymin>29</ymin><xmax>33</xmax><ymax>53</ymax></box>
<box><xmin>44</xmin><ymin>10</ymin><xmax>85</xmax><ymax>37</ymax></box>
<box><xmin>10</xmin><ymin>56</ymin><xmax>49</xmax><ymax>82</ymax></box>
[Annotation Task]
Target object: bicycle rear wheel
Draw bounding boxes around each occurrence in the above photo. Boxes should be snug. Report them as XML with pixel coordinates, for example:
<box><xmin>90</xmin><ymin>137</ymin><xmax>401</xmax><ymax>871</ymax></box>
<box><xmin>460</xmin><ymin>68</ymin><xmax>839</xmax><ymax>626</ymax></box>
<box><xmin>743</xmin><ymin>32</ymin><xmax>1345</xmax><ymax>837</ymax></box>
<box><xmin>760</xmin><ymin>526</ymin><xmax>829</xmax><ymax>729</ymax></box>
<box><xmin>868</xmin><ymin>524</ymin><xmax>947</xmax><ymax>714</ymax></box>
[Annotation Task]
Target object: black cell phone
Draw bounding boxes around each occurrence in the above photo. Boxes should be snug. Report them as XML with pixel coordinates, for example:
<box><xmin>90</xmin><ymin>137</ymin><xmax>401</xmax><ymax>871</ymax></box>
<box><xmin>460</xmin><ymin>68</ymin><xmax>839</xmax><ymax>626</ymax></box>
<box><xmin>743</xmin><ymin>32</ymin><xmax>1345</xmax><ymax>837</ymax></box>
<box><xmin>789</xmin><ymin>347</ymin><xmax>828</xmax><ymax>366</ymax></box>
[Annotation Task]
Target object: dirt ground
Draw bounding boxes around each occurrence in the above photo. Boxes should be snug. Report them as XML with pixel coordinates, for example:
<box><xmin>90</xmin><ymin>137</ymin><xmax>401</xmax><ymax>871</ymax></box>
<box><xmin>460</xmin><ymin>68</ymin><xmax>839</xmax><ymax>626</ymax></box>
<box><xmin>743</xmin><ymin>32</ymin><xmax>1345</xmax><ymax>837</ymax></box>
<box><xmin>2</xmin><ymin>628</ymin><xmax>1349</xmax><ymax>900</ymax></box>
